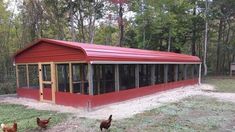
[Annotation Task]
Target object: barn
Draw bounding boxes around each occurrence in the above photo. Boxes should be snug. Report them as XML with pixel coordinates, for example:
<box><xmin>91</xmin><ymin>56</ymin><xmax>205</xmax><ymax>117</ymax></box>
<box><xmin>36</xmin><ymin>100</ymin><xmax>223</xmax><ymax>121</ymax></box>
<box><xmin>13</xmin><ymin>38</ymin><xmax>201</xmax><ymax>109</ymax></box>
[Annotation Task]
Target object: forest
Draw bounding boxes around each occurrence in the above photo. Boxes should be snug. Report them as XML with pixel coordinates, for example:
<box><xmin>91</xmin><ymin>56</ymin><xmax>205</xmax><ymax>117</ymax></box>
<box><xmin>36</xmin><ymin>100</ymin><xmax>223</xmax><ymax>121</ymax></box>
<box><xmin>0</xmin><ymin>0</ymin><xmax>235</xmax><ymax>93</ymax></box>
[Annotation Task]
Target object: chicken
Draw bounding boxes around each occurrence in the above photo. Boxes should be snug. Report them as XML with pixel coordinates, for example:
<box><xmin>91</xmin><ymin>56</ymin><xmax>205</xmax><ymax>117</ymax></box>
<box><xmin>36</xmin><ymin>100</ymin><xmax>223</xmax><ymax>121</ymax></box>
<box><xmin>1</xmin><ymin>122</ymin><xmax>17</xmax><ymax>132</ymax></box>
<box><xmin>36</xmin><ymin>117</ymin><xmax>51</xmax><ymax>129</ymax></box>
<box><xmin>100</xmin><ymin>115</ymin><xmax>112</xmax><ymax>131</ymax></box>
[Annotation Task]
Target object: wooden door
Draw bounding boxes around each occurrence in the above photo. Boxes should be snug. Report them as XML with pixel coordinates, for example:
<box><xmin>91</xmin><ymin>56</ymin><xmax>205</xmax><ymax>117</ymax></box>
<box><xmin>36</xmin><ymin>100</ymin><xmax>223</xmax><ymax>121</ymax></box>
<box><xmin>39</xmin><ymin>63</ymin><xmax>53</xmax><ymax>101</ymax></box>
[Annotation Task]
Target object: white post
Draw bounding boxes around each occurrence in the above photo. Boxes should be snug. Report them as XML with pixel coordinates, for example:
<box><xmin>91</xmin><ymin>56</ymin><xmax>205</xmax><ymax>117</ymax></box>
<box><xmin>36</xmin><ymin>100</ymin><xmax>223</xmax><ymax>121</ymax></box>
<box><xmin>88</xmin><ymin>64</ymin><xmax>94</xmax><ymax>95</ymax></box>
<box><xmin>151</xmin><ymin>65</ymin><xmax>155</xmax><ymax>85</ymax></box>
<box><xmin>199</xmin><ymin>64</ymin><xmax>202</xmax><ymax>85</ymax></box>
<box><xmin>115</xmin><ymin>64</ymin><xmax>120</xmax><ymax>92</ymax></box>
<box><xmin>164</xmin><ymin>64</ymin><xmax>168</xmax><ymax>83</ymax></box>
<box><xmin>135</xmin><ymin>64</ymin><xmax>140</xmax><ymax>88</ymax></box>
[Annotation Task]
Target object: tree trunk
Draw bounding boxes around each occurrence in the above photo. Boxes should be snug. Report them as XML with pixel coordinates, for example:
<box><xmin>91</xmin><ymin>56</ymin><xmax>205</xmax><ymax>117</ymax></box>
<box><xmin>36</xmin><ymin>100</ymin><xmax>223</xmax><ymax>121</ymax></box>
<box><xmin>216</xmin><ymin>18</ymin><xmax>223</xmax><ymax>74</ymax></box>
<box><xmin>118</xmin><ymin>3</ymin><xmax>124</xmax><ymax>46</ymax></box>
<box><xmin>203</xmin><ymin>0</ymin><xmax>208</xmax><ymax>76</ymax></box>
<box><xmin>191</xmin><ymin>4</ymin><xmax>196</xmax><ymax>56</ymax></box>
<box><xmin>167</xmin><ymin>28</ymin><xmax>171</xmax><ymax>52</ymax></box>
<box><xmin>70</xmin><ymin>0</ymin><xmax>76</xmax><ymax>41</ymax></box>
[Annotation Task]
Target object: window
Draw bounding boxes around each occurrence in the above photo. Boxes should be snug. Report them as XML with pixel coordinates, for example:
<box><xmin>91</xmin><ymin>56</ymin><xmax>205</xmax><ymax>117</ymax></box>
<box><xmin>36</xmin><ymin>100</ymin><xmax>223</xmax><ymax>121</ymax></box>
<box><xmin>119</xmin><ymin>64</ymin><xmax>135</xmax><ymax>90</ymax></box>
<box><xmin>93</xmin><ymin>64</ymin><xmax>115</xmax><ymax>95</ymax></box>
<box><xmin>42</xmin><ymin>64</ymin><xmax>51</xmax><ymax>81</ymax></box>
<box><xmin>155</xmin><ymin>64</ymin><xmax>164</xmax><ymax>84</ymax></box>
<box><xmin>28</xmin><ymin>64</ymin><xmax>39</xmax><ymax>88</ymax></box>
<box><xmin>187</xmin><ymin>64</ymin><xmax>194</xmax><ymax>79</ymax></box>
<box><xmin>72</xmin><ymin>64</ymin><xmax>88</xmax><ymax>94</ymax></box>
<box><xmin>168</xmin><ymin>64</ymin><xmax>175</xmax><ymax>82</ymax></box>
<box><xmin>178</xmin><ymin>64</ymin><xmax>184</xmax><ymax>80</ymax></box>
<box><xmin>57</xmin><ymin>64</ymin><xmax>70</xmax><ymax>92</ymax></box>
<box><xmin>18</xmin><ymin>65</ymin><xmax>27</xmax><ymax>87</ymax></box>
<box><xmin>139</xmin><ymin>64</ymin><xmax>151</xmax><ymax>87</ymax></box>
<box><xmin>194</xmin><ymin>64</ymin><xmax>199</xmax><ymax>78</ymax></box>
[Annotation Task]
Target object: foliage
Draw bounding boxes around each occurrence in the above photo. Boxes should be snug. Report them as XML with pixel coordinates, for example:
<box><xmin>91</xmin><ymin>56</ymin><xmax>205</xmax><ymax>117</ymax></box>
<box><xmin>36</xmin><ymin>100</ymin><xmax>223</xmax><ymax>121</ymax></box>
<box><xmin>0</xmin><ymin>0</ymin><xmax>235</xmax><ymax>94</ymax></box>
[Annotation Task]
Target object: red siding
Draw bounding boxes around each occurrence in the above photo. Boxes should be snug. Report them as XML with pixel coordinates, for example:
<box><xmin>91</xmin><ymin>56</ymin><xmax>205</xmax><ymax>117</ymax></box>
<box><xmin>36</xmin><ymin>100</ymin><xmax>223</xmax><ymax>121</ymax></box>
<box><xmin>17</xmin><ymin>79</ymin><xmax>198</xmax><ymax>108</ymax></box>
<box><xmin>55</xmin><ymin>92</ymin><xmax>92</xmax><ymax>108</ymax></box>
<box><xmin>43</xmin><ymin>88</ymin><xmax>52</xmax><ymax>101</ymax></box>
<box><xmin>15</xmin><ymin>42</ymin><xmax>86</xmax><ymax>63</ymax></box>
<box><xmin>17</xmin><ymin>88</ymin><xmax>40</xmax><ymax>100</ymax></box>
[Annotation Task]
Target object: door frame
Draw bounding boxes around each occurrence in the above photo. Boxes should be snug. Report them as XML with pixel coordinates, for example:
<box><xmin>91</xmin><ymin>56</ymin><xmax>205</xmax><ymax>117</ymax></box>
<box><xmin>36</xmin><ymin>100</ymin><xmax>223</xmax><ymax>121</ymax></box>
<box><xmin>39</xmin><ymin>62</ymin><xmax>56</xmax><ymax>103</ymax></box>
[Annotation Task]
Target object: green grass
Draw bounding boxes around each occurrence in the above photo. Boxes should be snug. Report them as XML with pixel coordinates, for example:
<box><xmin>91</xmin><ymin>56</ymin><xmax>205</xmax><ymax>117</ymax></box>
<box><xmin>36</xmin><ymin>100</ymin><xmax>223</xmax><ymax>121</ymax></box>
<box><xmin>203</xmin><ymin>76</ymin><xmax>235</xmax><ymax>93</ymax></box>
<box><xmin>0</xmin><ymin>103</ymin><xmax>68</xmax><ymax>132</ymax></box>
<box><xmin>74</xmin><ymin>96</ymin><xmax>235</xmax><ymax>132</ymax></box>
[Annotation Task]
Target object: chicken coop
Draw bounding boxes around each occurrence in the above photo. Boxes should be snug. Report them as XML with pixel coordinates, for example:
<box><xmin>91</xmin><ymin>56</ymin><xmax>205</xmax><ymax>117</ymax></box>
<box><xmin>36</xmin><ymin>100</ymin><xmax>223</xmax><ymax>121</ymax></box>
<box><xmin>13</xmin><ymin>39</ymin><xmax>201</xmax><ymax>108</ymax></box>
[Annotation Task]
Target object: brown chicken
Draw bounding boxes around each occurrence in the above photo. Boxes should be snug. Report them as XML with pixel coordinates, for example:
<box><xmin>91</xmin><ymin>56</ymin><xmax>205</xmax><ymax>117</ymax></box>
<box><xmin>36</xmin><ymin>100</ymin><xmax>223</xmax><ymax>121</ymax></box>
<box><xmin>100</xmin><ymin>115</ymin><xmax>112</xmax><ymax>131</ymax></box>
<box><xmin>1</xmin><ymin>122</ymin><xmax>17</xmax><ymax>132</ymax></box>
<box><xmin>36</xmin><ymin>117</ymin><xmax>51</xmax><ymax>129</ymax></box>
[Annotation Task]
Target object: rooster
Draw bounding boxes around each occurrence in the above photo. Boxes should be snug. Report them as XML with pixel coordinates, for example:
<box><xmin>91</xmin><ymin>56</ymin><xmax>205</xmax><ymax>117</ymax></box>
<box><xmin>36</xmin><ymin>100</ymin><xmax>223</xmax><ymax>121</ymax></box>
<box><xmin>100</xmin><ymin>115</ymin><xmax>112</xmax><ymax>131</ymax></box>
<box><xmin>1</xmin><ymin>122</ymin><xmax>17</xmax><ymax>132</ymax></box>
<box><xmin>36</xmin><ymin>117</ymin><xmax>51</xmax><ymax>129</ymax></box>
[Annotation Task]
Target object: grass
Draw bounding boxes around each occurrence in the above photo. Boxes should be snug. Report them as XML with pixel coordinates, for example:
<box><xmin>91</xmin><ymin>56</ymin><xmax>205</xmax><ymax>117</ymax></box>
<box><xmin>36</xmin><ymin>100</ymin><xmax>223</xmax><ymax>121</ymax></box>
<box><xmin>73</xmin><ymin>96</ymin><xmax>235</xmax><ymax>132</ymax></box>
<box><xmin>203</xmin><ymin>76</ymin><xmax>235</xmax><ymax>93</ymax></box>
<box><xmin>0</xmin><ymin>103</ymin><xmax>68</xmax><ymax>132</ymax></box>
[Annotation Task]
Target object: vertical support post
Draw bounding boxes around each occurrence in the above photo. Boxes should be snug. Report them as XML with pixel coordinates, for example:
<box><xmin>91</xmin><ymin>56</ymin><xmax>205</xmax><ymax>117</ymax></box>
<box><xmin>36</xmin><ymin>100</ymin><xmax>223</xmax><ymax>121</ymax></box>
<box><xmin>38</xmin><ymin>63</ymin><xmax>43</xmax><ymax>101</ymax></box>
<box><xmin>164</xmin><ymin>64</ymin><xmax>168</xmax><ymax>83</ymax></box>
<box><xmin>51</xmin><ymin>62</ymin><xmax>56</xmax><ymax>103</ymax></box>
<box><xmin>174</xmin><ymin>64</ymin><xmax>178</xmax><ymax>82</ymax></box>
<box><xmin>135</xmin><ymin>64</ymin><xmax>140</xmax><ymax>88</ymax></box>
<box><xmin>16</xmin><ymin>64</ymin><xmax>19</xmax><ymax>88</ymax></box>
<box><xmin>69</xmin><ymin>63</ymin><xmax>73</xmax><ymax>93</ymax></box>
<box><xmin>115</xmin><ymin>64</ymin><xmax>120</xmax><ymax>92</ymax></box>
<box><xmin>151</xmin><ymin>65</ymin><xmax>155</xmax><ymax>85</ymax></box>
<box><xmin>199</xmin><ymin>64</ymin><xmax>202</xmax><ymax>85</ymax></box>
<box><xmin>26</xmin><ymin>64</ymin><xmax>29</xmax><ymax>87</ymax></box>
<box><xmin>183</xmin><ymin>64</ymin><xmax>188</xmax><ymax>80</ymax></box>
<box><xmin>88</xmin><ymin>63</ymin><xmax>94</xmax><ymax>95</ymax></box>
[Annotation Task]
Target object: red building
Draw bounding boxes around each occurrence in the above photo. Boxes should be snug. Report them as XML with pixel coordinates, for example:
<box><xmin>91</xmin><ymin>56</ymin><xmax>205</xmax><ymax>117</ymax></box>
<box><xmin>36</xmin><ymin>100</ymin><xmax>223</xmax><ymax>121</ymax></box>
<box><xmin>14</xmin><ymin>39</ymin><xmax>201</xmax><ymax>109</ymax></box>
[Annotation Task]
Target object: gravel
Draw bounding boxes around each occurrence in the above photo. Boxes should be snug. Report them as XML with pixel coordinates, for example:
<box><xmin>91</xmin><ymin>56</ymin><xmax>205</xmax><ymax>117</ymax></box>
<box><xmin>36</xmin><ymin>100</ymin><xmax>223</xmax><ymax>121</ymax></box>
<box><xmin>0</xmin><ymin>84</ymin><xmax>235</xmax><ymax>120</ymax></box>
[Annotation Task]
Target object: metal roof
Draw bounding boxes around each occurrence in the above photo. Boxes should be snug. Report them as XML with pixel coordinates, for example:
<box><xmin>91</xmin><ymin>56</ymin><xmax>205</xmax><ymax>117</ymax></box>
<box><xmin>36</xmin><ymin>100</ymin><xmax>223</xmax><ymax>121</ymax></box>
<box><xmin>14</xmin><ymin>38</ymin><xmax>201</xmax><ymax>63</ymax></box>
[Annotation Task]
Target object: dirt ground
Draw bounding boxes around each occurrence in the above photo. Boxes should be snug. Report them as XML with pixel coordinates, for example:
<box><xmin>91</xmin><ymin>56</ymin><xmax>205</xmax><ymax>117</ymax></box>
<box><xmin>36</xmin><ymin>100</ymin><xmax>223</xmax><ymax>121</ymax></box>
<box><xmin>1</xmin><ymin>84</ymin><xmax>235</xmax><ymax>120</ymax></box>
<box><xmin>1</xmin><ymin>83</ymin><xmax>235</xmax><ymax>131</ymax></box>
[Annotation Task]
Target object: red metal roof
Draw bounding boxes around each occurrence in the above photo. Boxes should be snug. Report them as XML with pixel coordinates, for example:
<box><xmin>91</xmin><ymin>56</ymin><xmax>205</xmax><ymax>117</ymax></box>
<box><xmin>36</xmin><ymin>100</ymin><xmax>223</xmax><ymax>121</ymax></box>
<box><xmin>14</xmin><ymin>38</ymin><xmax>201</xmax><ymax>63</ymax></box>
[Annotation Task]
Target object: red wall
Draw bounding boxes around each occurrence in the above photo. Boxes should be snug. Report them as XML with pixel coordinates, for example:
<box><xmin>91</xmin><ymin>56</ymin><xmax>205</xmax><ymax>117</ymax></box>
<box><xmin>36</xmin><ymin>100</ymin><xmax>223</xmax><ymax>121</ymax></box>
<box><xmin>54</xmin><ymin>79</ymin><xmax>198</xmax><ymax>108</ymax></box>
<box><xmin>17</xmin><ymin>79</ymin><xmax>198</xmax><ymax>108</ymax></box>
<box><xmin>15</xmin><ymin>42</ymin><xmax>86</xmax><ymax>63</ymax></box>
<box><xmin>43</xmin><ymin>88</ymin><xmax>52</xmax><ymax>101</ymax></box>
<box><xmin>55</xmin><ymin>92</ymin><xmax>92</xmax><ymax>108</ymax></box>
<box><xmin>17</xmin><ymin>88</ymin><xmax>40</xmax><ymax>100</ymax></box>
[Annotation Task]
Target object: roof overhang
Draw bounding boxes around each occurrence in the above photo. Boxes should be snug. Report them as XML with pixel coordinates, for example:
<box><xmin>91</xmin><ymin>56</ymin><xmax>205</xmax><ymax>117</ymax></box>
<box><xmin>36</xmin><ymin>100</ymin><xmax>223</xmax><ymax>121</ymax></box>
<box><xmin>90</xmin><ymin>61</ymin><xmax>202</xmax><ymax>64</ymax></box>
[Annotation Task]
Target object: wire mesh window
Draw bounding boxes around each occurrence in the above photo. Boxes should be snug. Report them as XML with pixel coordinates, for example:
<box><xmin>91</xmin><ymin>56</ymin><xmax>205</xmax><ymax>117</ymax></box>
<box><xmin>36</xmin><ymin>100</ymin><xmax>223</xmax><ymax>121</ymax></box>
<box><xmin>178</xmin><ymin>64</ymin><xmax>184</xmax><ymax>80</ymax></box>
<box><xmin>18</xmin><ymin>65</ymin><xmax>27</xmax><ymax>87</ymax></box>
<box><xmin>139</xmin><ymin>64</ymin><xmax>151</xmax><ymax>87</ymax></box>
<box><xmin>57</xmin><ymin>64</ymin><xmax>70</xmax><ymax>92</ymax></box>
<box><xmin>42</xmin><ymin>64</ymin><xmax>51</xmax><ymax>81</ymax></box>
<box><xmin>72</xmin><ymin>64</ymin><xmax>88</xmax><ymax>94</ymax></box>
<box><xmin>28</xmin><ymin>64</ymin><xmax>39</xmax><ymax>88</ymax></box>
<box><xmin>93</xmin><ymin>64</ymin><xmax>115</xmax><ymax>95</ymax></box>
<box><xmin>167</xmin><ymin>64</ymin><xmax>175</xmax><ymax>82</ymax></box>
<box><xmin>187</xmin><ymin>64</ymin><xmax>194</xmax><ymax>79</ymax></box>
<box><xmin>119</xmin><ymin>64</ymin><xmax>135</xmax><ymax>90</ymax></box>
<box><xmin>194</xmin><ymin>64</ymin><xmax>199</xmax><ymax>78</ymax></box>
<box><xmin>155</xmin><ymin>64</ymin><xmax>164</xmax><ymax>84</ymax></box>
